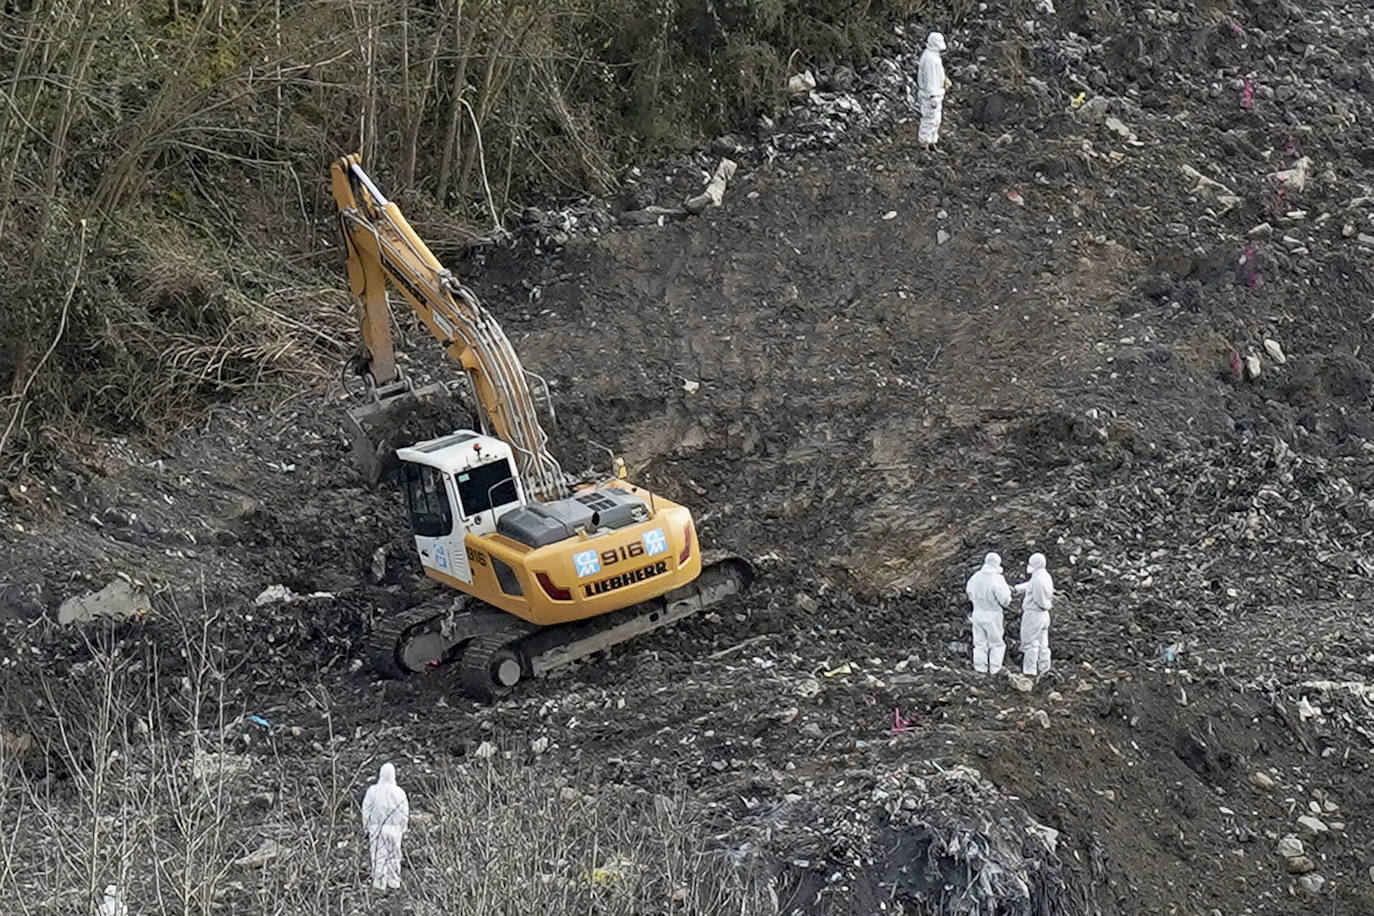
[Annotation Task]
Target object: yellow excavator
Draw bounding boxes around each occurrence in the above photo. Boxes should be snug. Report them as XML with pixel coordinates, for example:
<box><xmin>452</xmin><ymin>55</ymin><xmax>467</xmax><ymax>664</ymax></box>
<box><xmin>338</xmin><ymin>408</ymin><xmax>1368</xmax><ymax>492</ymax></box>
<box><xmin>330</xmin><ymin>154</ymin><xmax>752</xmax><ymax>699</ymax></box>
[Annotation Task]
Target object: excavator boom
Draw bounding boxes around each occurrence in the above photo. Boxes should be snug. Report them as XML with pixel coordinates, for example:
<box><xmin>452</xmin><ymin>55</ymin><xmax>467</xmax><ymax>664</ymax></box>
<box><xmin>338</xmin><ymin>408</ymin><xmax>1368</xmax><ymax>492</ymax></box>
<box><xmin>328</xmin><ymin>154</ymin><xmax>752</xmax><ymax>701</ymax></box>
<box><xmin>332</xmin><ymin>154</ymin><xmax>565</xmax><ymax>500</ymax></box>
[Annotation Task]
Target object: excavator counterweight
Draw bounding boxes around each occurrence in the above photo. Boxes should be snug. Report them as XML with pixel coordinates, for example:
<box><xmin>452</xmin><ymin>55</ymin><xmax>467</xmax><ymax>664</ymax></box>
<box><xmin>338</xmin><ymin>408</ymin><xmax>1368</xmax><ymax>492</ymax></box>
<box><xmin>330</xmin><ymin>155</ymin><xmax>753</xmax><ymax>700</ymax></box>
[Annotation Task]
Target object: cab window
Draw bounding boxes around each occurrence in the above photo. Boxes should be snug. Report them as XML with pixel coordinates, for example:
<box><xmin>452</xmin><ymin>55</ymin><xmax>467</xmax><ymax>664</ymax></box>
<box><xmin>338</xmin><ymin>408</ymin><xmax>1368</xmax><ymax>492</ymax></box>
<box><xmin>404</xmin><ymin>463</ymin><xmax>453</xmax><ymax>537</ymax></box>
<box><xmin>455</xmin><ymin>459</ymin><xmax>518</xmax><ymax>518</ymax></box>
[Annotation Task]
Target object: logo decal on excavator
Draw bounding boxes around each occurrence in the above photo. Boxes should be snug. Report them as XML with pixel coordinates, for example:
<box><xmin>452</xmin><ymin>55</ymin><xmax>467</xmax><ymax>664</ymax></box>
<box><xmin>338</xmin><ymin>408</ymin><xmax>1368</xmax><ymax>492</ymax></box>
<box><xmin>642</xmin><ymin>528</ymin><xmax>668</xmax><ymax>556</ymax></box>
<box><xmin>582</xmin><ymin>561</ymin><xmax>669</xmax><ymax>597</ymax></box>
<box><xmin>573</xmin><ymin>549</ymin><xmax>601</xmax><ymax>577</ymax></box>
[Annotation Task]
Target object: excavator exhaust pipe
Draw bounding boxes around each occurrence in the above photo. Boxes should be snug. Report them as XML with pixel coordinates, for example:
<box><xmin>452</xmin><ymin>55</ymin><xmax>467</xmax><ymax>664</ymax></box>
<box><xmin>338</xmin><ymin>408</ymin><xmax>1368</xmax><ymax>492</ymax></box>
<box><xmin>345</xmin><ymin>379</ymin><xmax>455</xmax><ymax>485</ymax></box>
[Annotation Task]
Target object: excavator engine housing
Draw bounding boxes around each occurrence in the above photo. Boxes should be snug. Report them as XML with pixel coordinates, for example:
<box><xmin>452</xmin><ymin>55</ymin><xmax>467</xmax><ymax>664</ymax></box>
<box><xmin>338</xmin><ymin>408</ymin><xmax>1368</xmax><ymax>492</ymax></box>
<box><xmin>397</xmin><ymin>431</ymin><xmax>700</xmax><ymax>627</ymax></box>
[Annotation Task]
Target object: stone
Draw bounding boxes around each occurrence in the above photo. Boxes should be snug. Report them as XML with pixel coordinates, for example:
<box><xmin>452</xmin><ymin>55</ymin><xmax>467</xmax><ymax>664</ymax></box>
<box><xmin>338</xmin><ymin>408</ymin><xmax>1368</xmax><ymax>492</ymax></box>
<box><xmin>1263</xmin><ymin>339</ymin><xmax>1286</xmax><ymax>364</ymax></box>
<box><xmin>1276</xmin><ymin>835</ymin><xmax>1304</xmax><ymax>858</ymax></box>
<box><xmin>474</xmin><ymin>740</ymin><xmax>498</xmax><ymax>760</ymax></box>
<box><xmin>1297</xmin><ymin>874</ymin><xmax>1325</xmax><ymax>895</ymax></box>
<box><xmin>1296</xmin><ymin>815</ymin><xmax>1328</xmax><ymax>838</ymax></box>
<box><xmin>1250</xmin><ymin>771</ymin><xmax>1276</xmax><ymax>790</ymax></box>
<box><xmin>1077</xmin><ymin>96</ymin><xmax>1109</xmax><ymax>123</ymax></box>
<box><xmin>1104</xmin><ymin>116</ymin><xmax>1133</xmax><ymax>138</ymax></box>
<box><xmin>1270</xmin><ymin>156</ymin><xmax>1312</xmax><ymax>191</ymax></box>
<box><xmin>1244</xmin><ymin>354</ymin><xmax>1261</xmax><ymax>379</ymax></box>
<box><xmin>1357</xmin><ymin>233</ymin><xmax>1374</xmax><ymax>247</ymax></box>
<box><xmin>937</xmin><ymin>229</ymin><xmax>950</xmax><ymax>245</ymax></box>
<box><xmin>58</xmin><ymin>579</ymin><xmax>150</xmax><ymax>624</ymax></box>
<box><xmin>530</xmin><ymin>737</ymin><xmax>550</xmax><ymax>755</ymax></box>
<box><xmin>1248</xmin><ymin>222</ymin><xmax>1273</xmax><ymax>238</ymax></box>
<box><xmin>1286</xmin><ymin>855</ymin><xmax>1316</xmax><ymax>874</ymax></box>
<box><xmin>1008</xmin><ymin>673</ymin><xmax>1034</xmax><ymax>692</ymax></box>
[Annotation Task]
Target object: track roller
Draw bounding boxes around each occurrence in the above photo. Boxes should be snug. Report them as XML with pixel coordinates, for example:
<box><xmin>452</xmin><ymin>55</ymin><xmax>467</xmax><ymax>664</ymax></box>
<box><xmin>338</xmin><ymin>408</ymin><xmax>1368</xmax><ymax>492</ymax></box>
<box><xmin>460</xmin><ymin>633</ymin><xmax>529</xmax><ymax>702</ymax></box>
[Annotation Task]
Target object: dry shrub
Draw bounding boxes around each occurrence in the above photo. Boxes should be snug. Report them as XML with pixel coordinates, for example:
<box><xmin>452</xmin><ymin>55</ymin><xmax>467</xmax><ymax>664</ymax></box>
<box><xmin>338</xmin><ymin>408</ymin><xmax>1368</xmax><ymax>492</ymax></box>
<box><xmin>0</xmin><ymin>0</ymin><xmax>927</xmax><ymax>470</ymax></box>
<box><xmin>0</xmin><ymin>611</ymin><xmax>771</xmax><ymax>915</ymax></box>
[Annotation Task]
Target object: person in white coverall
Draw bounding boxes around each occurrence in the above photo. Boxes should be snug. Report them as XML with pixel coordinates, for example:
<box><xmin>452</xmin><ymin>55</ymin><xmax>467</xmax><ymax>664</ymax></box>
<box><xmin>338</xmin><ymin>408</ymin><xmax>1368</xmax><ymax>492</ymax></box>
<box><xmin>96</xmin><ymin>885</ymin><xmax>127</xmax><ymax>916</ymax></box>
<box><xmin>965</xmin><ymin>552</ymin><xmax>1012</xmax><ymax>674</ymax></box>
<box><xmin>918</xmin><ymin>31</ymin><xmax>949</xmax><ymax>148</ymax></box>
<box><xmin>362</xmin><ymin>762</ymin><xmax>410</xmax><ymax>890</ymax></box>
<box><xmin>1014</xmin><ymin>553</ymin><xmax>1055</xmax><ymax>676</ymax></box>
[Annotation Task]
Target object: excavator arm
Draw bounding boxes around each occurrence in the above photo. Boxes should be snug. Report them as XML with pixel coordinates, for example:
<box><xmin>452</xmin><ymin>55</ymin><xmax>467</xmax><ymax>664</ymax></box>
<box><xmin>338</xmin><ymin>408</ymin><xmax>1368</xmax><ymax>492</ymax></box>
<box><xmin>331</xmin><ymin>154</ymin><xmax>567</xmax><ymax>502</ymax></box>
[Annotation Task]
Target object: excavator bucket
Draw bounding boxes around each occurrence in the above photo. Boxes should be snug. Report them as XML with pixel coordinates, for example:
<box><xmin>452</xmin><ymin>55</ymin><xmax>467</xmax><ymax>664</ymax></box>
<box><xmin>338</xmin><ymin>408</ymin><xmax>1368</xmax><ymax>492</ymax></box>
<box><xmin>345</xmin><ymin>380</ymin><xmax>462</xmax><ymax>485</ymax></box>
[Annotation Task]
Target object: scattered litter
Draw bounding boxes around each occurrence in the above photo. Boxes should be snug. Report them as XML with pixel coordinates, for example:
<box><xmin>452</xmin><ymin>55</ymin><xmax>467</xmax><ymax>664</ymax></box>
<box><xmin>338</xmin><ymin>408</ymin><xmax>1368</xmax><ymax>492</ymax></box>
<box><xmin>684</xmin><ymin>158</ymin><xmax>739</xmax><ymax>214</ymax></box>
<box><xmin>787</xmin><ymin>70</ymin><xmax>817</xmax><ymax>95</ymax></box>
<box><xmin>585</xmin><ymin>856</ymin><xmax>635</xmax><ymax>886</ymax></box>
<box><xmin>254</xmin><ymin>584</ymin><xmax>335</xmax><ymax>606</ymax></box>
<box><xmin>682</xmin><ymin>378</ymin><xmax>701</xmax><ymax>394</ymax></box>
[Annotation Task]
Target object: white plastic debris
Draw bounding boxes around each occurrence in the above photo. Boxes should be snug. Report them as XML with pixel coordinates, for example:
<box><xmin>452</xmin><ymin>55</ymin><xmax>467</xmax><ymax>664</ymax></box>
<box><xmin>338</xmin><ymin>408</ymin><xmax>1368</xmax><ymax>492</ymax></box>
<box><xmin>474</xmin><ymin>740</ymin><xmax>498</xmax><ymax>759</ymax></box>
<box><xmin>787</xmin><ymin>70</ymin><xmax>817</xmax><ymax>94</ymax></box>
<box><xmin>253</xmin><ymin>584</ymin><xmax>335</xmax><ymax>606</ymax></box>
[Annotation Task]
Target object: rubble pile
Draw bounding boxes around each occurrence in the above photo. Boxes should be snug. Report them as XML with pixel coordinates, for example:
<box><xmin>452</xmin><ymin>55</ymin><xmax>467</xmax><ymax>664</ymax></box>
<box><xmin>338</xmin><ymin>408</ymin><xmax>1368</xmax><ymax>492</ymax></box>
<box><xmin>726</xmin><ymin>761</ymin><xmax>1075</xmax><ymax>914</ymax></box>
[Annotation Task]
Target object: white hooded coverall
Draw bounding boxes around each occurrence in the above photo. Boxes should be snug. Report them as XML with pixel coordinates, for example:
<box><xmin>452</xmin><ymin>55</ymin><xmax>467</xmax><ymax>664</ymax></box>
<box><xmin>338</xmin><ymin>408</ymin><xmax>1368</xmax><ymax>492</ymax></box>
<box><xmin>965</xmin><ymin>552</ymin><xmax>1012</xmax><ymax>674</ymax></box>
<box><xmin>918</xmin><ymin>32</ymin><xmax>948</xmax><ymax>146</ymax></box>
<box><xmin>96</xmin><ymin>885</ymin><xmax>128</xmax><ymax>916</ymax></box>
<box><xmin>1015</xmin><ymin>553</ymin><xmax>1055</xmax><ymax>675</ymax></box>
<box><xmin>362</xmin><ymin>762</ymin><xmax>410</xmax><ymax>890</ymax></box>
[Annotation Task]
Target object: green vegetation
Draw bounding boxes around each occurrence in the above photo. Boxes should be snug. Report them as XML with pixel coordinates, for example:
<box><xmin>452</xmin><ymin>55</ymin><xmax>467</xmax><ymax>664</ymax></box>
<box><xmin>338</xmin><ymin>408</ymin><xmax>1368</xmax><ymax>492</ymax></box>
<box><xmin>0</xmin><ymin>0</ymin><xmax>920</xmax><ymax>471</ymax></box>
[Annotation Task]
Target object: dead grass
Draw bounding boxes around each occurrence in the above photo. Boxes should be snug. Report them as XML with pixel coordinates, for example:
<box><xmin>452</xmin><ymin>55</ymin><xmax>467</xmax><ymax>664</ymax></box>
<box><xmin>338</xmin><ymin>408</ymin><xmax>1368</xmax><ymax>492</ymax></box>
<box><xmin>0</xmin><ymin>610</ymin><xmax>771</xmax><ymax>915</ymax></box>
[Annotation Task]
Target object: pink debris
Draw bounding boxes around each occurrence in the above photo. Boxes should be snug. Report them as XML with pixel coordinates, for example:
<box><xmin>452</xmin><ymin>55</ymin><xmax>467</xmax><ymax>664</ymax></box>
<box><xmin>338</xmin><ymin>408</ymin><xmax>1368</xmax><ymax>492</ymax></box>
<box><xmin>1241</xmin><ymin>78</ymin><xmax>1254</xmax><ymax>110</ymax></box>
<box><xmin>890</xmin><ymin>707</ymin><xmax>914</xmax><ymax>734</ymax></box>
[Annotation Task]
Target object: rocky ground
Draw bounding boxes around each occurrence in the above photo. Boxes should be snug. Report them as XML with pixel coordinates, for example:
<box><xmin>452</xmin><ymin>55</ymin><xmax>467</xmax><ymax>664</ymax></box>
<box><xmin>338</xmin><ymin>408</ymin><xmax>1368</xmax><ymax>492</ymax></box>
<box><xmin>4</xmin><ymin>0</ymin><xmax>1374</xmax><ymax>912</ymax></box>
